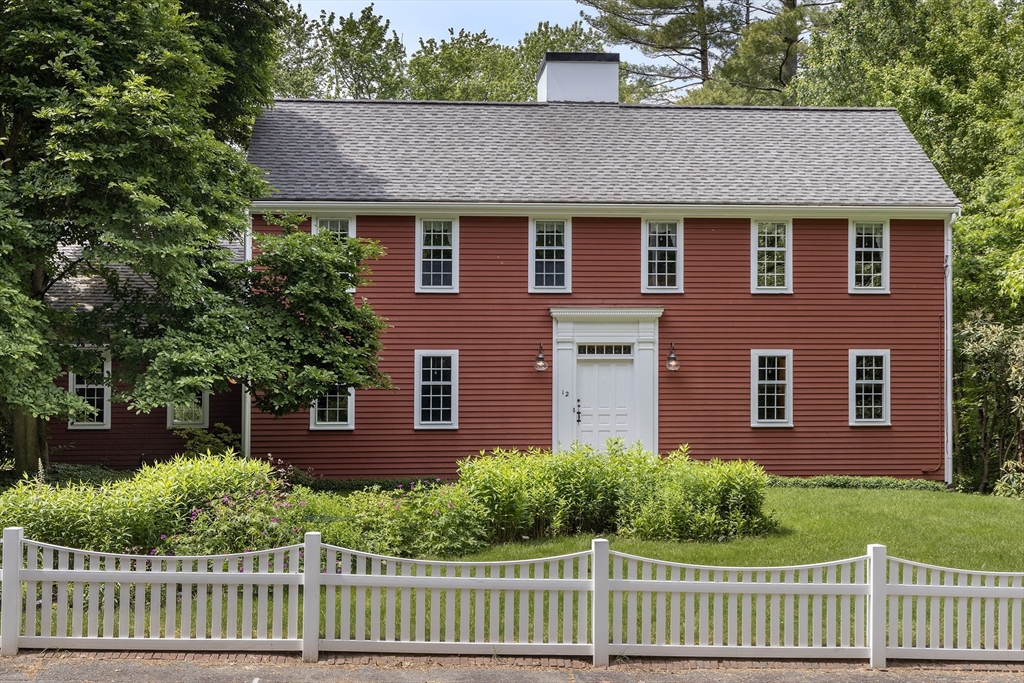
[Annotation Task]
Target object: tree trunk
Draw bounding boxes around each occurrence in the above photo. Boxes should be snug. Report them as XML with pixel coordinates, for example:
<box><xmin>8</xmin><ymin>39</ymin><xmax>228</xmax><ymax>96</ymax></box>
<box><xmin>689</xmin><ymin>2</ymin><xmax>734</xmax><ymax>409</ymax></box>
<box><xmin>782</xmin><ymin>0</ymin><xmax>799</xmax><ymax>85</ymax></box>
<box><xmin>9</xmin><ymin>406</ymin><xmax>48</xmax><ymax>475</ymax></box>
<box><xmin>699</xmin><ymin>0</ymin><xmax>710</xmax><ymax>82</ymax></box>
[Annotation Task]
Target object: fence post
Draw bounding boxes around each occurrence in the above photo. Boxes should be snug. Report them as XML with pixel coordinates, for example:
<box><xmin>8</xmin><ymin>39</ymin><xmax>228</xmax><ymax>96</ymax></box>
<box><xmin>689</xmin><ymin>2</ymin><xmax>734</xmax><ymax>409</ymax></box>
<box><xmin>1</xmin><ymin>527</ymin><xmax>23</xmax><ymax>656</ymax></box>
<box><xmin>591</xmin><ymin>538</ymin><xmax>609</xmax><ymax>668</ymax></box>
<box><xmin>867</xmin><ymin>544</ymin><xmax>887</xmax><ymax>669</ymax></box>
<box><xmin>302</xmin><ymin>532</ymin><xmax>321</xmax><ymax>663</ymax></box>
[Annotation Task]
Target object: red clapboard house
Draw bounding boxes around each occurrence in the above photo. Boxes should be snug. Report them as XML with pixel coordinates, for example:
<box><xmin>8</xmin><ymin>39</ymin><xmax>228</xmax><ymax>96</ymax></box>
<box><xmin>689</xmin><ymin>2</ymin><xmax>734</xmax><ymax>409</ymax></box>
<box><xmin>50</xmin><ymin>53</ymin><xmax>960</xmax><ymax>481</ymax></box>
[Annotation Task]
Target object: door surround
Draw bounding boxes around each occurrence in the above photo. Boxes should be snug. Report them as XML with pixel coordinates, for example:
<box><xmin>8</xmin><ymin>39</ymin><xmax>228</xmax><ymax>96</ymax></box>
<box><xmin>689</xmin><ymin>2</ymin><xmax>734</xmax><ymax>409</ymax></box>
<box><xmin>550</xmin><ymin>307</ymin><xmax>663</xmax><ymax>452</ymax></box>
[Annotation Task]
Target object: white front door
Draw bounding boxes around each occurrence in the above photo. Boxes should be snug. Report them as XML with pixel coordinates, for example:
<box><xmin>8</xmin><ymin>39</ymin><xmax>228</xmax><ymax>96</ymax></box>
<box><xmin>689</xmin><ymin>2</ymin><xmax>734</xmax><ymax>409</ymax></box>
<box><xmin>576</xmin><ymin>358</ymin><xmax>633</xmax><ymax>447</ymax></box>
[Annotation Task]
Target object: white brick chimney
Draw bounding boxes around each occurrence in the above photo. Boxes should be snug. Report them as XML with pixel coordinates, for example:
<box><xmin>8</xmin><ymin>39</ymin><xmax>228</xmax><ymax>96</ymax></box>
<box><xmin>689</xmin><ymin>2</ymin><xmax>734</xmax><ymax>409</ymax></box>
<box><xmin>536</xmin><ymin>52</ymin><xmax>620</xmax><ymax>103</ymax></box>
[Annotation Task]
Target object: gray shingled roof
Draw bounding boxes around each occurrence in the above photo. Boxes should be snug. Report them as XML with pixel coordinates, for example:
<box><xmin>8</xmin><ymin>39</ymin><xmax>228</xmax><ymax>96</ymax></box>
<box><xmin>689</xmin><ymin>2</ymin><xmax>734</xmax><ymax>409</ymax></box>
<box><xmin>248</xmin><ymin>100</ymin><xmax>958</xmax><ymax>208</ymax></box>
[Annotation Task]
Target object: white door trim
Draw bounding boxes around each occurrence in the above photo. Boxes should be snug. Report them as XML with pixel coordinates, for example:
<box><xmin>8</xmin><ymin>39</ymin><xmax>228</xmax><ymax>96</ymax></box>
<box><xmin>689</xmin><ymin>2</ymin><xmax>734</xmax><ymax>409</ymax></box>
<box><xmin>550</xmin><ymin>307</ymin><xmax>664</xmax><ymax>452</ymax></box>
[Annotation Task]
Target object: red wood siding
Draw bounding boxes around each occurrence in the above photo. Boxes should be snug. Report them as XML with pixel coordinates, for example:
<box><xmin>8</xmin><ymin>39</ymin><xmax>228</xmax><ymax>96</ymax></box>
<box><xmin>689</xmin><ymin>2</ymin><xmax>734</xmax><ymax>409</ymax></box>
<box><xmin>48</xmin><ymin>382</ymin><xmax>243</xmax><ymax>470</ymax></box>
<box><xmin>250</xmin><ymin>215</ymin><xmax>946</xmax><ymax>480</ymax></box>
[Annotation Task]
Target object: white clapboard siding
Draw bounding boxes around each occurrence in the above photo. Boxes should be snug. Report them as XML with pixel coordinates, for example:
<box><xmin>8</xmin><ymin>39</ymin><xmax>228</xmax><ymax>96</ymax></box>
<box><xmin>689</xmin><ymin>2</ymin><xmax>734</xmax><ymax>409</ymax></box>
<box><xmin>886</xmin><ymin>557</ymin><xmax>1023</xmax><ymax>660</ymax></box>
<box><xmin>603</xmin><ymin>550</ymin><xmax>872</xmax><ymax>659</ymax></box>
<box><xmin>317</xmin><ymin>543</ymin><xmax>593</xmax><ymax>656</ymax></box>
<box><xmin>13</xmin><ymin>538</ymin><xmax>302</xmax><ymax>651</ymax></box>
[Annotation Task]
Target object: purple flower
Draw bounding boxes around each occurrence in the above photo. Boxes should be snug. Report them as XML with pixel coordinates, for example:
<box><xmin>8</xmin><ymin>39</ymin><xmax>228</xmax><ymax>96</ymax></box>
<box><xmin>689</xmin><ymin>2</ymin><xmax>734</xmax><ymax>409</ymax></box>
<box><xmin>149</xmin><ymin>549</ymin><xmax>157</xmax><ymax>555</ymax></box>
<box><xmin>160</xmin><ymin>534</ymin><xmax>167</xmax><ymax>540</ymax></box>
<box><xmin>298</xmin><ymin>500</ymin><xmax>307</xmax><ymax>506</ymax></box>
<box><xmin>436</xmin><ymin>478</ymin><xmax>441</xmax><ymax>483</ymax></box>
<box><xmin>271</xmin><ymin>517</ymin><xmax>279</xmax><ymax>524</ymax></box>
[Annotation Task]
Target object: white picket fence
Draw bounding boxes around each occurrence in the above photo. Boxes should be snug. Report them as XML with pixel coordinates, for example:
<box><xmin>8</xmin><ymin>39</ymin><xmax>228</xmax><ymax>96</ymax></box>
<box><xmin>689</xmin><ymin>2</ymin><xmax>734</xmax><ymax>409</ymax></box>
<box><xmin>1</xmin><ymin>527</ymin><xmax>1021</xmax><ymax>667</ymax></box>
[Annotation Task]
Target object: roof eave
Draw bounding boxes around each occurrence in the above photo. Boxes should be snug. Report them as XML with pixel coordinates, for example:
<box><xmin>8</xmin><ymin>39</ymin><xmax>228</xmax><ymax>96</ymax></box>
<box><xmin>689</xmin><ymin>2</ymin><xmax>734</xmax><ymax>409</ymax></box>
<box><xmin>250</xmin><ymin>200</ymin><xmax>960</xmax><ymax>221</ymax></box>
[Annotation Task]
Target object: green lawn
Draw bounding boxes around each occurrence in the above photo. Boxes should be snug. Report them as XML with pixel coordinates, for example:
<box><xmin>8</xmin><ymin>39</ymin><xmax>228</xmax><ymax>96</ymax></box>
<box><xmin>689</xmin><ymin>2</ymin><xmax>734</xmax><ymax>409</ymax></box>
<box><xmin>461</xmin><ymin>489</ymin><xmax>1024</xmax><ymax>572</ymax></box>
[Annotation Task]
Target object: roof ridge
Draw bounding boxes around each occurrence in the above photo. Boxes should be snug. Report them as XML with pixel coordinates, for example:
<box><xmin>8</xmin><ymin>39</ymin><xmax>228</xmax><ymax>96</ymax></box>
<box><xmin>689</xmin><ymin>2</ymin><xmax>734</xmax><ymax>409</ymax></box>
<box><xmin>270</xmin><ymin>98</ymin><xmax>898</xmax><ymax>113</ymax></box>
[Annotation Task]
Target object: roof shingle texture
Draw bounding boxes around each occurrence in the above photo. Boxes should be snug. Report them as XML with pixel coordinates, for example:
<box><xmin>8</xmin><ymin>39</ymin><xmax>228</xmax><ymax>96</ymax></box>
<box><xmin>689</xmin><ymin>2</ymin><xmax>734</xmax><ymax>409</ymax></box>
<box><xmin>248</xmin><ymin>100</ymin><xmax>958</xmax><ymax>208</ymax></box>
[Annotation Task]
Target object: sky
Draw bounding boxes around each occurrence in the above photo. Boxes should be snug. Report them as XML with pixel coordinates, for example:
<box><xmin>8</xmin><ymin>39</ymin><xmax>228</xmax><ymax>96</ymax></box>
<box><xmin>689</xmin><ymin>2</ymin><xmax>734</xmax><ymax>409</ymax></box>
<box><xmin>291</xmin><ymin>0</ymin><xmax>660</xmax><ymax>65</ymax></box>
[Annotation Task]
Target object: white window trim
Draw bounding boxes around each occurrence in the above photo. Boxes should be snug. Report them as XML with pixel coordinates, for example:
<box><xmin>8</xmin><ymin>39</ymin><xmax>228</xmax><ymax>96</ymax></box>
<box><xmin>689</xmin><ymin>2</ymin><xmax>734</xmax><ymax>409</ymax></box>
<box><xmin>414</xmin><ymin>349</ymin><xmax>459</xmax><ymax>430</ymax></box>
<box><xmin>848</xmin><ymin>219</ymin><xmax>890</xmax><ymax>294</ymax></box>
<box><xmin>309</xmin><ymin>386</ymin><xmax>356</xmax><ymax>431</ymax></box>
<box><xmin>311</xmin><ymin>215</ymin><xmax>356</xmax><ymax>237</ymax></box>
<box><xmin>751</xmin><ymin>349</ymin><xmax>794</xmax><ymax>428</ymax></box>
<box><xmin>67</xmin><ymin>358</ymin><xmax>112</xmax><ymax>430</ymax></box>
<box><xmin>415</xmin><ymin>217</ymin><xmax>459</xmax><ymax>293</ymax></box>
<box><xmin>529</xmin><ymin>217</ymin><xmax>572</xmax><ymax>293</ymax></box>
<box><xmin>849</xmin><ymin>349</ymin><xmax>891</xmax><ymax>426</ymax></box>
<box><xmin>641</xmin><ymin>218</ymin><xmax>684</xmax><ymax>293</ymax></box>
<box><xmin>167</xmin><ymin>392</ymin><xmax>211</xmax><ymax>429</ymax></box>
<box><xmin>751</xmin><ymin>219</ymin><xmax>793</xmax><ymax>294</ymax></box>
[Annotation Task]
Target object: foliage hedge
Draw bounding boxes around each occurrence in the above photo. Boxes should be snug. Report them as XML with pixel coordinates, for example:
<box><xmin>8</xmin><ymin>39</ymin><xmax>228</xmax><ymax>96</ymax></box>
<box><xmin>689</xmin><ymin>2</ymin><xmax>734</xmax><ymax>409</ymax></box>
<box><xmin>1</xmin><ymin>444</ymin><xmax>778</xmax><ymax>558</ymax></box>
<box><xmin>0</xmin><ymin>453</ymin><xmax>278</xmax><ymax>553</ymax></box>
<box><xmin>767</xmin><ymin>474</ymin><xmax>949</xmax><ymax>492</ymax></box>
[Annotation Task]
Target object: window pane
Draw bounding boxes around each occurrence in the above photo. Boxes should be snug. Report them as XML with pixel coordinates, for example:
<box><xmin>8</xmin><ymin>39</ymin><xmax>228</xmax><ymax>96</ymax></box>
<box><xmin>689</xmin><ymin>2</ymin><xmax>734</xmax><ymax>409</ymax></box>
<box><xmin>534</xmin><ymin>221</ymin><xmax>566</xmax><ymax>288</ymax></box>
<box><xmin>756</xmin><ymin>222</ymin><xmax>788</xmax><ymax>288</ymax></box>
<box><xmin>854</xmin><ymin>354</ymin><xmax>886</xmax><ymax>421</ymax></box>
<box><xmin>171</xmin><ymin>393</ymin><xmax>204</xmax><ymax>425</ymax></box>
<box><xmin>315</xmin><ymin>385</ymin><xmax>350</xmax><ymax>424</ymax></box>
<box><xmin>420</xmin><ymin>355</ymin><xmax>453</xmax><ymax>423</ymax></box>
<box><xmin>756</xmin><ymin>354</ymin><xmax>788</xmax><ymax>422</ymax></box>
<box><xmin>421</xmin><ymin>220</ymin><xmax>454</xmax><ymax>288</ymax></box>
<box><xmin>318</xmin><ymin>218</ymin><xmax>350</xmax><ymax>237</ymax></box>
<box><xmin>854</xmin><ymin>223</ymin><xmax>885</xmax><ymax>288</ymax></box>
<box><xmin>647</xmin><ymin>222</ymin><xmax>678</xmax><ymax>288</ymax></box>
<box><xmin>73</xmin><ymin>365</ymin><xmax>107</xmax><ymax>424</ymax></box>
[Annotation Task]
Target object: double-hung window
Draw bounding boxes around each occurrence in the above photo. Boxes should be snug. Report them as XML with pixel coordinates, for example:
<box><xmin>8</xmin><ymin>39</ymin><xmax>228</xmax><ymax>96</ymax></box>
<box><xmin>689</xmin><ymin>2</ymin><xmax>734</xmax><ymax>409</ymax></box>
<box><xmin>416</xmin><ymin>218</ymin><xmax>458</xmax><ymax>292</ymax></box>
<box><xmin>751</xmin><ymin>350</ymin><xmax>793</xmax><ymax>427</ymax></box>
<box><xmin>642</xmin><ymin>220</ymin><xmax>683</xmax><ymax>293</ymax></box>
<box><xmin>849</xmin><ymin>221</ymin><xmax>889</xmax><ymax>293</ymax></box>
<box><xmin>850</xmin><ymin>350</ymin><xmax>890</xmax><ymax>425</ymax></box>
<box><xmin>167</xmin><ymin>392</ymin><xmax>210</xmax><ymax>429</ymax></box>
<box><xmin>68</xmin><ymin>358</ymin><xmax>111</xmax><ymax>430</ymax></box>
<box><xmin>310</xmin><ymin>385</ymin><xmax>355</xmax><ymax>430</ymax></box>
<box><xmin>313</xmin><ymin>216</ymin><xmax>355</xmax><ymax>238</ymax></box>
<box><xmin>415</xmin><ymin>350</ymin><xmax>458</xmax><ymax>429</ymax></box>
<box><xmin>529</xmin><ymin>219</ymin><xmax>571</xmax><ymax>292</ymax></box>
<box><xmin>752</xmin><ymin>220</ymin><xmax>792</xmax><ymax>293</ymax></box>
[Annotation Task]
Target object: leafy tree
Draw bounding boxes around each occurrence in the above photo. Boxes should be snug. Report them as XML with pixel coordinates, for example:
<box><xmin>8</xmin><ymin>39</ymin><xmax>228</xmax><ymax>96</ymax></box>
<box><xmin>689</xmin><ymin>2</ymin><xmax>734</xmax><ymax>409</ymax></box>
<box><xmin>408</xmin><ymin>29</ymin><xmax>519</xmax><ymax>101</ymax></box>
<box><xmin>797</xmin><ymin>0</ymin><xmax>1024</xmax><ymax>482</ymax></box>
<box><xmin>407</xmin><ymin>21</ymin><xmax>611</xmax><ymax>102</ymax></box>
<box><xmin>274</xmin><ymin>3</ymin><xmax>407</xmax><ymax>99</ymax></box>
<box><xmin>0</xmin><ymin>0</ymin><xmax>390</xmax><ymax>473</ymax></box>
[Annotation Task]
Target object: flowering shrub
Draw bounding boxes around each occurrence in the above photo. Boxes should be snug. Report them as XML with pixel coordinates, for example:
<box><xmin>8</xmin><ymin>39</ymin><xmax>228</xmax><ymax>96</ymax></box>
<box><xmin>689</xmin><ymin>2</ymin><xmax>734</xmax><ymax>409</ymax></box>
<box><xmin>161</xmin><ymin>490</ymin><xmax>305</xmax><ymax>555</ymax></box>
<box><xmin>0</xmin><ymin>453</ymin><xmax>280</xmax><ymax>552</ymax></box>
<box><xmin>993</xmin><ymin>460</ymin><xmax>1024</xmax><ymax>499</ymax></box>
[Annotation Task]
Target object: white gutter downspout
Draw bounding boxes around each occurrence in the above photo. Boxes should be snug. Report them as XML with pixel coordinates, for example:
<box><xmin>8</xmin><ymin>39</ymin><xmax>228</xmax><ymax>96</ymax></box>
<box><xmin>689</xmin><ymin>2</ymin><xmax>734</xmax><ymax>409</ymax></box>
<box><xmin>944</xmin><ymin>211</ymin><xmax>957</xmax><ymax>485</ymax></box>
<box><xmin>241</xmin><ymin>210</ymin><xmax>253</xmax><ymax>458</ymax></box>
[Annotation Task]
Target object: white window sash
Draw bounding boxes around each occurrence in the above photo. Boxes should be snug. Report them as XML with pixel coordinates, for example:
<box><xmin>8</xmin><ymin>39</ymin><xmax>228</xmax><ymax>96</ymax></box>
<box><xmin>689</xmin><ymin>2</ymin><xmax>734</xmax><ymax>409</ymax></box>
<box><xmin>167</xmin><ymin>392</ymin><xmax>210</xmax><ymax>429</ymax></box>
<box><xmin>849</xmin><ymin>349</ymin><xmax>891</xmax><ymax>425</ymax></box>
<box><xmin>751</xmin><ymin>220</ymin><xmax>793</xmax><ymax>294</ymax></box>
<box><xmin>415</xmin><ymin>217</ymin><xmax>459</xmax><ymax>293</ymax></box>
<box><xmin>848</xmin><ymin>220</ymin><xmax>890</xmax><ymax>293</ymax></box>
<box><xmin>309</xmin><ymin>386</ymin><xmax>356</xmax><ymax>430</ymax></box>
<box><xmin>641</xmin><ymin>218</ymin><xmax>684</xmax><ymax>293</ymax></box>
<box><xmin>751</xmin><ymin>349</ymin><xmax>794</xmax><ymax>427</ymax></box>
<box><xmin>528</xmin><ymin>218</ymin><xmax>572</xmax><ymax>293</ymax></box>
<box><xmin>414</xmin><ymin>349</ymin><xmax>459</xmax><ymax>429</ymax></box>
<box><xmin>311</xmin><ymin>216</ymin><xmax>356</xmax><ymax>238</ymax></box>
<box><xmin>67</xmin><ymin>358</ymin><xmax>112</xmax><ymax>430</ymax></box>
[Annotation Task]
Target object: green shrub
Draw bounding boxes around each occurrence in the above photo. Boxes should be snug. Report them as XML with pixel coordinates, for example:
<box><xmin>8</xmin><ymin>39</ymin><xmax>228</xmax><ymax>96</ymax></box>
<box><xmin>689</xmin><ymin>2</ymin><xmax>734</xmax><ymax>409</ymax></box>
<box><xmin>768</xmin><ymin>474</ymin><xmax>948</xmax><ymax>492</ymax></box>
<box><xmin>461</xmin><ymin>442</ymin><xmax>776</xmax><ymax>544</ymax></box>
<box><xmin>175</xmin><ymin>423</ymin><xmax>241</xmax><ymax>457</ymax></box>
<box><xmin>0</xmin><ymin>453</ymin><xmax>279</xmax><ymax>552</ymax></box>
<box><xmin>44</xmin><ymin>462</ymin><xmax>133</xmax><ymax>486</ymax></box>
<box><xmin>993</xmin><ymin>460</ymin><xmax>1024</xmax><ymax>498</ymax></box>
<box><xmin>618</xmin><ymin>453</ymin><xmax>778</xmax><ymax>541</ymax></box>
<box><xmin>163</xmin><ymin>489</ymin><xmax>304</xmax><ymax>555</ymax></box>
<box><xmin>294</xmin><ymin>482</ymin><xmax>488</xmax><ymax>558</ymax></box>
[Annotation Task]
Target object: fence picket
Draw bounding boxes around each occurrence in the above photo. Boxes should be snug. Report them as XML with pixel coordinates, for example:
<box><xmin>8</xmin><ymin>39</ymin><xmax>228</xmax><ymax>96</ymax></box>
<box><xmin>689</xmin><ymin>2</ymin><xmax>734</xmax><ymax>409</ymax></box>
<box><xmin>3</xmin><ymin>532</ymin><xmax>1019</xmax><ymax>666</ymax></box>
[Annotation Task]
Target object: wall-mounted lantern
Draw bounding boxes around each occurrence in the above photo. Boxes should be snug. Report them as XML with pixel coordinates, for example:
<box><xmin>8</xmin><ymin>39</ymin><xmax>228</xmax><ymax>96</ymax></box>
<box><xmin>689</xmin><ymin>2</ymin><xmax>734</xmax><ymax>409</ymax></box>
<box><xmin>666</xmin><ymin>342</ymin><xmax>680</xmax><ymax>372</ymax></box>
<box><xmin>536</xmin><ymin>344</ymin><xmax>552</xmax><ymax>370</ymax></box>
<box><xmin>534</xmin><ymin>343</ymin><xmax>549</xmax><ymax>372</ymax></box>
